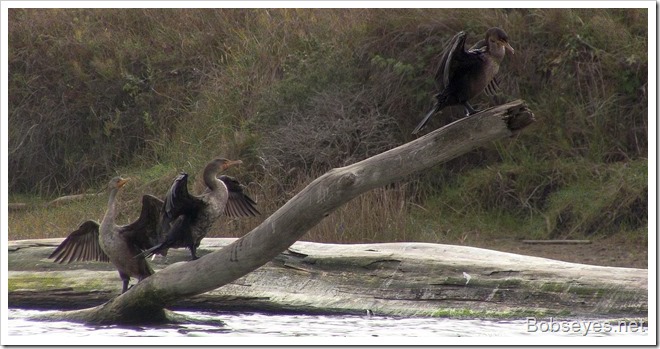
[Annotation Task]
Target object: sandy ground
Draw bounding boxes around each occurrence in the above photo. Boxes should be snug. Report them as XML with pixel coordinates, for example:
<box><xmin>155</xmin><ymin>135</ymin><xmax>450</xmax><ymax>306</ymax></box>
<box><xmin>468</xmin><ymin>235</ymin><xmax>648</xmax><ymax>269</ymax></box>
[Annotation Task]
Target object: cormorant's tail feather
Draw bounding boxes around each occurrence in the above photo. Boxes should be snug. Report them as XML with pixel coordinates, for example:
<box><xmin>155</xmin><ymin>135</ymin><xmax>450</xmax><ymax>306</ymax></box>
<box><xmin>412</xmin><ymin>103</ymin><xmax>439</xmax><ymax>135</ymax></box>
<box><xmin>135</xmin><ymin>243</ymin><xmax>164</xmax><ymax>259</ymax></box>
<box><xmin>412</xmin><ymin>92</ymin><xmax>450</xmax><ymax>135</ymax></box>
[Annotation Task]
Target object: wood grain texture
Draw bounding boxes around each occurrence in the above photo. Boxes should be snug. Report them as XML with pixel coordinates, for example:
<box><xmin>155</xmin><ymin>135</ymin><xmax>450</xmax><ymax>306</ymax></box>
<box><xmin>11</xmin><ymin>101</ymin><xmax>542</xmax><ymax>324</ymax></box>
<box><xmin>9</xmin><ymin>238</ymin><xmax>647</xmax><ymax>319</ymax></box>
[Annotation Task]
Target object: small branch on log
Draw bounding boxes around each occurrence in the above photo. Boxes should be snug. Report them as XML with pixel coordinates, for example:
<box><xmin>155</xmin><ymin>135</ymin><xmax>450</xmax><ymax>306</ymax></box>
<box><xmin>46</xmin><ymin>193</ymin><xmax>102</xmax><ymax>207</ymax></box>
<box><xmin>10</xmin><ymin>193</ymin><xmax>102</xmax><ymax>212</ymax></box>
<box><xmin>522</xmin><ymin>240</ymin><xmax>592</xmax><ymax>245</ymax></box>
<box><xmin>9</xmin><ymin>203</ymin><xmax>29</xmax><ymax>212</ymax></box>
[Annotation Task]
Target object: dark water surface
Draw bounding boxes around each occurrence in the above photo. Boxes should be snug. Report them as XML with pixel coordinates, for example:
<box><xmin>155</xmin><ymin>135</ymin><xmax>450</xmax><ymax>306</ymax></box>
<box><xmin>5</xmin><ymin>308</ymin><xmax>649</xmax><ymax>345</ymax></box>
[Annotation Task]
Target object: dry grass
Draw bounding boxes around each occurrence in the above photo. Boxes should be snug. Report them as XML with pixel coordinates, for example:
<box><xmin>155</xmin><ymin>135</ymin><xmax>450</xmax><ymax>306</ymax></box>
<box><xmin>8</xmin><ymin>181</ymin><xmax>153</xmax><ymax>240</ymax></box>
<box><xmin>307</xmin><ymin>185</ymin><xmax>413</xmax><ymax>243</ymax></box>
<box><xmin>8</xmin><ymin>8</ymin><xmax>648</xmax><ymax>245</ymax></box>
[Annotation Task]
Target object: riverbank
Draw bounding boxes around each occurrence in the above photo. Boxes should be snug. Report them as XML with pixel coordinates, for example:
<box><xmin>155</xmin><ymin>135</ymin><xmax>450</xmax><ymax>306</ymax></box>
<box><xmin>464</xmin><ymin>234</ymin><xmax>647</xmax><ymax>269</ymax></box>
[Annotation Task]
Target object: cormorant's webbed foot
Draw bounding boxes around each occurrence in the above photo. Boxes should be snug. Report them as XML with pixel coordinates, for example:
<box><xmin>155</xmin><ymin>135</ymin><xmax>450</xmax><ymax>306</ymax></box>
<box><xmin>463</xmin><ymin>102</ymin><xmax>479</xmax><ymax>116</ymax></box>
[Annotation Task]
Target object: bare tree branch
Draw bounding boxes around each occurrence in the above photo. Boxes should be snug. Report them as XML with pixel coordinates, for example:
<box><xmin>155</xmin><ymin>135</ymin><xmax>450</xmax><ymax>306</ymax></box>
<box><xmin>42</xmin><ymin>100</ymin><xmax>535</xmax><ymax>324</ymax></box>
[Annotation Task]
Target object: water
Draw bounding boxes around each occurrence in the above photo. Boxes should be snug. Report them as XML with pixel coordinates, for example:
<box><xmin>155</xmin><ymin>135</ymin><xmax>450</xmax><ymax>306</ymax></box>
<box><xmin>5</xmin><ymin>308</ymin><xmax>649</xmax><ymax>345</ymax></box>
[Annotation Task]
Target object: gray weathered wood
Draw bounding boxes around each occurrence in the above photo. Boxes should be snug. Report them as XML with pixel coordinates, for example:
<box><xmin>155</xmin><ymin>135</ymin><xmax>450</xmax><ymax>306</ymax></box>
<box><xmin>8</xmin><ymin>203</ymin><xmax>28</xmax><ymax>211</ymax></box>
<box><xmin>11</xmin><ymin>100</ymin><xmax>537</xmax><ymax>324</ymax></box>
<box><xmin>46</xmin><ymin>193</ymin><xmax>102</xmax><ymax>207</ymax></box>
<box><xmin>8</xmin><ymin>238</ymin><xmax>648</xmax><ymax>319</ymax></box>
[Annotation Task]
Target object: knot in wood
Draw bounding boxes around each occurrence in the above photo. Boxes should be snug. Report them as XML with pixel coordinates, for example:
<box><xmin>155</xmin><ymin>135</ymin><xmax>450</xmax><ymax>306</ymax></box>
<box><xmin>338</xmin><ymin>171</ymin><xmax>357</xmax><ymax>188</ymax></box>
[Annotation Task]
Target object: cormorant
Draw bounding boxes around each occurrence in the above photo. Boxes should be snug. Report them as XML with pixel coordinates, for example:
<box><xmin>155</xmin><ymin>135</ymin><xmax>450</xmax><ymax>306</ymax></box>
<box><xmin>412</xmin><ymin>27</ymin><xmax>514</xmax><ymax>135</ymax></box>
<box><xmin>137</xmin><ymin>158</ymin><xmax>260</xmax><ymax>260</ymax></box>
<box><xmin>49</xmin><ymin>177</ymin><xmax>163</xmax><ymax>293</ymax></box>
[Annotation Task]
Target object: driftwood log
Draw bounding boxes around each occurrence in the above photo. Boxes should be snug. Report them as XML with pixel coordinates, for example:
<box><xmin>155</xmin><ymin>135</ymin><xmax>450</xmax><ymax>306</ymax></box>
<box><xmin>9</xmin><ymin>193</ymin><xmax>102</xmax><ymax>211</ymax></box>
<box><xmin>11</xmin><ymin>100</ymin><xmax>543</xmax><ymax>324</ymax></box>
<box><xmin>9</xmin><ymin>238</ymin><xmax>648</xmax><ymax>320</ymax></box>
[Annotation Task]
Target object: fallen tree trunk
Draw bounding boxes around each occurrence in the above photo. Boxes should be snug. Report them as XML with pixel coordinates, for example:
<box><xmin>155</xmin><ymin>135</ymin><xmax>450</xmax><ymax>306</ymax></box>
<box><xmin>8</xmin><ymin>238</ymin><xmax>648</xmax><ymax>319</ymax></box>
<box><xmin>13</xmin><ymin>100</ymin><xmax>537</xmax><ymax>324</ymax></box>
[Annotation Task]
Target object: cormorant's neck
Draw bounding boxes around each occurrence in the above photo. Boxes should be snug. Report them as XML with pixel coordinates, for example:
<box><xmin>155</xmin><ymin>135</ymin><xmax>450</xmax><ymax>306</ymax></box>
<box><xmin>487</xmin><ymin>42</ymin><xmax>506</xmax><ymax>62</ymax></box>
<box><xmin>101</xmin><ymin>188</ymin><xmax>119</xmax><ymax>227</ymax></box>
<box><xmin>203</xmin><ymin>165</ymin><xmax>222</xmax><ymax>191</ymax></box>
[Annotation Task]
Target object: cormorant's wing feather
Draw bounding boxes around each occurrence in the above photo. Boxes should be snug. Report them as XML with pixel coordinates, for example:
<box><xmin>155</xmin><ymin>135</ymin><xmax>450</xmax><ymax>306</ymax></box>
<box><xmin>136</xmin><ymin>215</ymin><xmax>189</xmax><ymax>259</ymax></box>
<box><xmin>219</xmin><ymin>175</ymin><xmax>260</xmax><ymax>218</ymax></box>
<box><xmin>48</xmin><ymin>221</ymin><xmax>109</xmax><ymax>264</ymax></box>
<box><xmin>161</xmin><ymin>173</ymin><xmax>203</xmax><ymax>235</ymax></box>
<box><xmin>121</xmin><ymin>194</ymin><xmax>164</xmax><ymax>250</ymax></box>
<box><xmin>437</xmin><ymin>31</ymin><xmax>486</xmax><ymax>91</ymax></box>
<box><xmin>165</xmin><ymin>173</ymin><xmax>192</xmax><ymax>218</ymax></box>
<box><xmin>435</xmin><ymin>31</ymin><xmax>467</xmax><ymax>89</ymax></box>
<box><xmin>483</xmin><ymin>75</ymin><xmax>502</xmax><ymax>96</ymax></box>
<box><xmin>468</xmin><ymin>38</ymin><xmax>486</xmax><ymax>52</ymax></box>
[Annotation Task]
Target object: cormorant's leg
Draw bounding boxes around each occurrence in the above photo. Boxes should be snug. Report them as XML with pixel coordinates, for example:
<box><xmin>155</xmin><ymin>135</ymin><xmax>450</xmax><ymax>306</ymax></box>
<box><xmin>119</xmin><ymin>272</ymin><xmax>130</xmax><ymax>294</ymax></box>
<box><xmin>189</xmin><ymin>244</ymin><xmax>199</xmax><ymax>261</ymax></box>
<box><xmin>463</xmin><ymin>102</ymin><xmax>479</xmax><ymax>116</ymax></box>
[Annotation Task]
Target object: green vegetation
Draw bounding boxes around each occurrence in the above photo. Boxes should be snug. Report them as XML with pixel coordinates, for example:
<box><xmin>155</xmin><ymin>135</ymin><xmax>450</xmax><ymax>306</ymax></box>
<box><xmin>8</xmin><ymin>9</ymin><xmax>647</xmax><ymax>250</ymax></box>
<box><xmin>8</xmin><ymin>273</ymin><xmax>111</xmax><ymax>293</ymax></box>
<box><xmin>8</xmin><ymin>275</ymin><xmax>67</xmax><ymax>292</ymax></box>
<box><xmin>429</xmin><ymin>307</ymin><xmax>556</xmax><ymax>319</ymax></box>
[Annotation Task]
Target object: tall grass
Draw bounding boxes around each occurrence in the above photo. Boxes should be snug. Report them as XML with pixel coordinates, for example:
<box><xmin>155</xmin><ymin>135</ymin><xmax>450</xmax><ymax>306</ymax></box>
<box><xmin>8</xmin><ymin>8</ymin><xmax>648</xmax><ymax>245</ymax></box>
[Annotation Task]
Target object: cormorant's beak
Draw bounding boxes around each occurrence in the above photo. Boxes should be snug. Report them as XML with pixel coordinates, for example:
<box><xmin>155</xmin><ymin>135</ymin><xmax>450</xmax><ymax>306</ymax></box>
<box><xmin>117</xmin><ymin>178</ymin><xmax>130</xmax><ymax>188</ymax></box>
<box><xmin>223</xmin><ymin>159</ymin><xmax>243</xmax><ymax>170</ymax></box>
<box><xmin>504</xmin><ymin>42</ymin><xmax>515</xmax><ymax>55</ymax></box>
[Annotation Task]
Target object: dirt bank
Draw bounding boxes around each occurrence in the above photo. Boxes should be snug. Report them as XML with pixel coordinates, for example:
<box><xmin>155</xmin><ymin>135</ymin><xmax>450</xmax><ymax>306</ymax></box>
<box><xmin>468</xmin><ymin>235</ymin><xmax>647</xmax><ymax>269</ymax></box>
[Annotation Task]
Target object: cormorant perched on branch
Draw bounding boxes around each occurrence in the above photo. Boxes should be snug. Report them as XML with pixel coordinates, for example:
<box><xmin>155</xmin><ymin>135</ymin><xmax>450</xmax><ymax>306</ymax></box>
<box><xmin>137</xmin><ymin>158</ymin><xmax>260</xmax><ymax>260</ymax></box>
<box><xmin>49</xmin><ymin>177</ymin><xmax>163</xmax><ymax>293</ymax></box>
<box><xmin>412</xmin><ymin>27</ymin><xmax>514</xmax><ymax>135</ymax></box>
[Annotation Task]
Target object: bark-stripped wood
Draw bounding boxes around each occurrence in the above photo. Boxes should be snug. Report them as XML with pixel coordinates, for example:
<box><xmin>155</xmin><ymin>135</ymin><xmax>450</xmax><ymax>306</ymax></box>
<box><xmin>11</xmin><ymin>100</ymin><xmax>538</xmax><ymax>324</ymax></box>
<box><xmin>9</xmin><ymin>238</ymin><xmax>648</xmax><ymax>320</ymax></box>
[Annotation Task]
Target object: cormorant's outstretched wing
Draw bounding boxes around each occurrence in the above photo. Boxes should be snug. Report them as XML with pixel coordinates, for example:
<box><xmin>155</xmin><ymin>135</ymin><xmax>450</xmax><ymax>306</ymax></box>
<box><xmin>435</xmin><ymin>31</ymin><xmax>467</xmax><ymax>89</ymax></box>
<box><xmin>435</xmin><ymin>31</ymin><xmax>485</xmax><ymax>90</ymax></box>
<box><xmin>164</xmin><ymin>173</ymin><xmax>192</xmax><ymax>218</ymax></box>
<box><xmin>219</xmin><ymin>175</ymin><xmax>260</xmax><ymax>218</ymax></box>
<box><xmin>161</xmin><ymin>173</ymin><xmax>204</xmax><ymax>230</ymax></box>
<box><xmin>121</xmin><ymin>194</ymin><xmax>164</xmax><ymax>251</ymax></box>
<box><xmin>140</xmin><ymin>172</ymin><xmax>206</xmax><ymax>259</ymax></box>
<box><xmin>135</xmin><ymin>215</ymin><xmax>190</xmax><ymax>259</ymax></box>
<box><xmin>48</xmin><ymin>221</ymin><xmax>109</xmax><ymax>264</ymax></box>
<box><xmin>413</xmin><ymin>31</ymin><xmax>480</xmax><ymax>135</ymax></box>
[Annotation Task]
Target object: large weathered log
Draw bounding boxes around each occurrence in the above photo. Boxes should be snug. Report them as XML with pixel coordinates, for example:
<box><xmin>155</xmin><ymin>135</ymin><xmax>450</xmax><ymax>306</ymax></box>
<box><xmin>13</xmin><ymin>100</ymin><xmax>537</xmax><ymax>324</ymax></box>
<box><xmin>8</xmin><ymin>238</ymin><xmax>648</xmax><ymax>319</ymax></box>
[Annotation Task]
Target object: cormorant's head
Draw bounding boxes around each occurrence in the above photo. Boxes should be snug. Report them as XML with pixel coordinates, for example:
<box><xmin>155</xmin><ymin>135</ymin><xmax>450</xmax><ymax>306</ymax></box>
<box><xmin>486</xmin><ymin>27</ymin><xmax>514</xmax><ymax>56</ymax></box>
<box><xmin>209</xmin><ymin>158</ymin><xmax>243</xmax><ymax>173</ymax></box>
<box><xmin>109</xmin><ymin>176</ymin><xmax>130</xmax><ymax>190</ymax></box>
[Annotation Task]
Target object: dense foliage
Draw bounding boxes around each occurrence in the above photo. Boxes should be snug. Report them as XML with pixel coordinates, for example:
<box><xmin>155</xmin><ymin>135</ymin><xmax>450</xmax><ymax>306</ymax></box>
<box><xmin>8</xmin><ymin>8</ymin><xmax>647</xmax><ymax>243</ymax></box>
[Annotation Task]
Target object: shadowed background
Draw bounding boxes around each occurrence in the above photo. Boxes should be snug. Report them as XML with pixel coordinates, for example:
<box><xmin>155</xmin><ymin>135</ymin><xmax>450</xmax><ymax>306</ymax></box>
<box><xmin>8</xmin><ymin>8</ymin><xmax>647</xmax><ymax>267</ymax></box>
